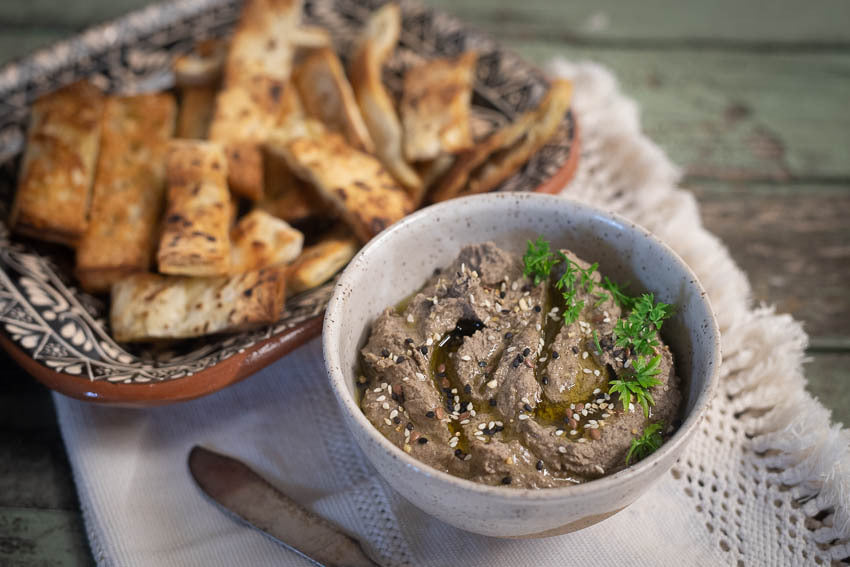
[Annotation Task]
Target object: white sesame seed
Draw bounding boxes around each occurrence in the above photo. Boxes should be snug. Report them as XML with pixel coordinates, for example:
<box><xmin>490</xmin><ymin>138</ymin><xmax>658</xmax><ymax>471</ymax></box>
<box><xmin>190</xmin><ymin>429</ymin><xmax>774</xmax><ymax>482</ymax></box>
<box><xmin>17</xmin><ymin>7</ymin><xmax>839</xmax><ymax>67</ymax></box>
<box><xmin>593</xmin><ymin>388</ymin><xmax>601</xmax><ymax>394</ymax></box>
<box><xmin>536</xmin><ymin>323</ymin><xmax>542</xmax><ymax>331</ymax></box>
<box><xmin>570</xmin><ymin>404</ymin><xmax>576</xmax><ymax>410</ymax></box>
<box><xmin>495</xmin><ymin>421</ymin><xmax>504</xmax><ymax>427</ymax></box>
<box><xmin>402</xmin><ymin>376</ymin><xmax>409</xmax><ymax>382</ymax></box>
<box><xmin>602</xmin><ymin>413</ymin><xmax>611</xmax><ymax>418</ymax></box>
<box><xmin>451</xmin><ymin>388</ymin><xmax>458</xmax><ymax>394</ymax></box>
<box><xmin>389</xmin><ymin>409</ymin><xmax>398</xmax><ymax>419</ymax></box>
<box><xmin>382</xmin><ymin>402</ymin><xmax>390</xmax><ymax>410</ymax></box>
<box><xmin>461</xmin><ymin>263</ymin><xmax>466</xmax><ymax>274</ymax></box>
<box><xmin>521</xmin><ymin>396</ymin><xmax>530</xmax><ymax>404</ymax></box>
<box><xmin>486</xmin><ymin>379</ymin><xmax>498</xmax><ymax>389</ymax></box>
<box><xmin>460</xmin><ymin>355</ymin><xmax>471</xmax><ymax>361</ymax></box>
<box><xmin>555</xmin><ymin>429</ymin><xmax>564</xmax><ymax>436</ymax></box>
<box><xmin>518</xmin><ymin>414</ymin><xmax>529</xmax><ymax>421</ymax></box>
<box><xmin>454</xmin><ymin>404</ymin><xmax>461</xmax><ymax>411</ymax></box>
<box><xmin>460</xmin><ymin>419</ymin><xmax>470</xmax><ymax>424</ymax></box>
<box><xmin>426</xmin><ymin>338</ymin><xmax>433</xmax><ymax>346</ymax></box>
<box><xmin>464</xmin><ymin>454</ymin><xmax>472</xmax><ymax>461</ymax></box>
<box><xmin>384</xmin><ymin>418</ymin><xmax>392</xmax><ymax>425</ymax></box>
<box><xmin>507</xmin><ymin>346</ymin><xmax>516</xmax><ymax>352</ymax></box>
<box><xmin>595</xmin><ymin>465</ymin><xmax>605</xmax><ymax>474</ymax></box>
<box><xmin>582</xmin><ymin>351</ymin><xmax>589</xmax><ymax>359</ymax></box>
<box><xmin>582</xmin><ymin>368</ymin><xmax>592</xmax><ymax>374</ymax></box>
<box><xmin>404</xmin><ymin>429</ymin><xmax>410</xmax><ymax>437</ymax></box>
<box><xmin>478</xmin><ymin>423</ymin><xmax>487</xmax><ymax>430</ymax></box>
<box><xmin>470</xmin><ymin>410</ymin><xmax>477</xmax><ymax>417</ymax></box>
<box><xmin>519</xmin><ymin>298</ymin><xmax>528</xmax><ymax>310</ymax></box>
<box><xmin>376</xmin><ymin>395</ymin><xmax>386</xmax><ymax>401</ymax></box>
<box><xmin>570</xmin><ymin>430</ymin><xmax>578</xmax><ymax>435</ymax></box>
<box><xmin>594</xmin><ymin>369</ymin><xmax>600</xmax><ymax>376</ymax></box>
<box><xmin>624</xmin><ymin>359</ymin><xmax>632</xmax><ymax>368</ymax></box>
<box><xmin>406</xmin><ymin>313</ymin><xmax>414</xmax><ymax>323</ymax></box>
<box><xmin>416</xmin><ymin>372</ymin><xmax>426</xmax><ymax>381</ymax></box>
<box><xmin>470</xmin><ymin>294</ymin><xmax>475</xmax><ymax>305</ymax></box>
<box><xmin>511</xmin><ymin>281</ymin><xmax>518</xmax><ymax>291</ymax></box>
<box><xmin>373</xmin><ymin>388</ymin><xmax>381</xmax><ymax>393</ymax></box>
<box><xmin>629</xmin><ymin>403</ymin><xmax>635</xmax><ymax>412</ymax></box>
<box><xmin>582</xmin><ymin>409</ymin><xmax>588</xmax><ymax>416</ymax></box>
<box><xmin>558</xmin><ymin>446</ymin><xmax>567</xmax><ymax>453</ymax></box>
<box><xmin>454</xmin><ymin>432</ymin><xmax>461</xmax><ymax>437</ymax></box>
<box><xmin>539</xmin><ymin>357</ymin><xmax>547</xmax><ymax>362</ymax></box>
<box><xmin>578</xmin><ymin>438</ymin><xmax>587</xmax><ymax>443</ymax></box>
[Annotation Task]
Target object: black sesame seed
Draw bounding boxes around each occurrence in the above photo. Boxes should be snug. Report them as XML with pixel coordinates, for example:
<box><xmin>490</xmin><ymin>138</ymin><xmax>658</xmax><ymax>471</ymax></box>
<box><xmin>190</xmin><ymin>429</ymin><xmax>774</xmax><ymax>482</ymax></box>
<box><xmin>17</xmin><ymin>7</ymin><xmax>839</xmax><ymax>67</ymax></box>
<box><xmin>478</xmin><ymin>360</ymin><xmax>487</xmax><ymax>368</ymax></box>
<box><xmin>396</xmin><ymin>356</ymin><xmax>404</xmax><ymax>363</ymax></box>
<box><xmin>522</xmin><ymin>284</ymin><xmax>531</xmax><ymax>292</ymax></box>
<box><xmin>542</xmin><ymin>376</ymin><xmax>549</xmax><ymax>385</ymax></box>
<box><xmin>572</xmin><ymin>346</ymin><xmax>579</xmax><ymax>354</ymax></box>
<box><xmin>406</xmin><ymin>423</ymin><xmax>414</xmax><ymax>431</ymax></box>
<box><xmin>425</xmin><ymin>411</ymin><xmax>435</xmax><ymax>418</ymax></box>
<box><xmin>523</xmin><ymin>347</ymin><xmax>531</xmax><ymax>356</ymax></box>
<box><xmin>499</xmin><ymin>291</ymin><xmax>506</xmax><ymax>299</ymax></box>
<box><xmin>454</xmin><ymin>449</ymin><xmax>464</xmax><ymax>458</ymax></box>
<box><xmin>533</xmin><ymin>305</ymin><xmax>541</xmax><ymax>312</ymax></box>
<box><xmin>391</xmin><ymin>393</ymin><xmax>399</xmax><ymax>401</ymax></box>
<box><xmin>417</xmin><ymin>437</ymin><xmax>428</xmax><ymax>444</ymax></box>
<box><xmin>436</xmin><ymin>372</ymin><xmax>447</xmax><ymax>378</ymax></box>
<box><xmin>463</xmin><ymin>384</ymin><xmax>472</xmax><ymax>394</ymax></box>
<box><xmin>433</xmin><ymin>268</ymin><xmax>441</xmax><ymax>275</ymax></box>
<box><xmin>393</xmin><ymin>416</ymin><xmax>401</xmax><ymax>424</ymax></box>
<box><xmin>504</xmin><ymin>332</ymin><xmax>513</xmax><ymax>339</ymax></box>
<box><xmin>551</xmin><ymin>351</ymin><xmax>559</xmax><ymax>359</ymax></box>
<box><xmin>405</xmin><ymin>338</ymin><xmax>413</xmax><ymax>345</ymax></box>
<box><xmin>501</xmin><ymin>476</ymin><xmax>512</xmax><ymax>485</ymax></box>
<box><xmin>381</xmin><ymin>348</ymin><xmax>390</xmax><ymax>358</ymax></box>
<box><xmin>501</xmin><ymin>309</ymin><xmax>511</xmax><ymax>314</ymax></box>
<box><xmin>536</xmin><ymin>460</ymin><xmax>544</xmax><ymax>471</ymax></box>
<box><xmin>419</xmin><ymin>346</ymin><xmax>428</xmax><ymax>355</ymax></box>
<box><xmin>523</xmin><ymin>403</ymin><xmax>533</xmax><ymax>412</ymax></box>
<box><xmin>489</xmin><ymin>398</ymin><xmax>497</xmax><ymax>407</ymax></box>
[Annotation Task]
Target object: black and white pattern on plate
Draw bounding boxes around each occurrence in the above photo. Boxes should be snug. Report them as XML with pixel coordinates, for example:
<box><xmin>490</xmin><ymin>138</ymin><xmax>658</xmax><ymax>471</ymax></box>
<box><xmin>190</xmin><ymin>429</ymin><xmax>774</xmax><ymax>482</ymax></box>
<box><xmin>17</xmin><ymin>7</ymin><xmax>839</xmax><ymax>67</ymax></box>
<box><xmin>0</xmin><ymin>0</ymin><xmax>576</xmax><ymax>384</ymax></box>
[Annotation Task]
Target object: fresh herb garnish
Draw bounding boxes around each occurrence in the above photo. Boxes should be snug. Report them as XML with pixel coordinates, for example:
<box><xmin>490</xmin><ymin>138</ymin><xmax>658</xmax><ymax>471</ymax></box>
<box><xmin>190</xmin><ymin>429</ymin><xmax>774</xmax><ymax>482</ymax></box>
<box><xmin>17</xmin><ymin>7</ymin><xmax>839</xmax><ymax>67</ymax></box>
<box><xmin>626</xmin><ymin>422</ymin><xmax>664</xmax><ymax>465</ymax></box>
<box><xmin>592</xmin><ymin>330</ymin><xmax>603</xmax><ymax>355</ymax></box>
<box><xmin>608</xmin><ymin>354</ymin><xmax>663</xmax><ymax>416</ymax></box>
<box><xmin>600</xmin><ymin>276</ymin><xmax>635</xmax><ymax>310</ymax></box>
<box><xmin>522</xmin><ymin>237</ymin><xmax>557</xmax><ymax>285</ymax></box>
<box><xmin>613</xmin><ymin>293</ymin><xmax>672</xmax><ymax>357</ymax></box>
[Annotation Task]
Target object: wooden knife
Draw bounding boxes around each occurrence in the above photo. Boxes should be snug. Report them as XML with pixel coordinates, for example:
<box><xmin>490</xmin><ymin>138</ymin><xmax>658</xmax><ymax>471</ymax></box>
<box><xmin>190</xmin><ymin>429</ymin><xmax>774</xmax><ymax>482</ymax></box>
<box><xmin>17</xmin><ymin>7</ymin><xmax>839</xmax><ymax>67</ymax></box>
<box><xmin>188</xmin><ymin>446</ymin><xmax>380</xmax><ymax>567</ymax></box>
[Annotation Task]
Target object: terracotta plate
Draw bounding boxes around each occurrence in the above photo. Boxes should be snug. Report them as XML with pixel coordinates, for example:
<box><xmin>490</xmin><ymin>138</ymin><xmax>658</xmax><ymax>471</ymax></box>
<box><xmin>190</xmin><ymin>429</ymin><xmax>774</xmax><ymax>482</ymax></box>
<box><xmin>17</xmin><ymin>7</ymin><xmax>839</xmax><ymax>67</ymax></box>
<box><xmin>0</xmin><ymin>0</ymin><xmax>580</xmax><ymax>406</ymax></box>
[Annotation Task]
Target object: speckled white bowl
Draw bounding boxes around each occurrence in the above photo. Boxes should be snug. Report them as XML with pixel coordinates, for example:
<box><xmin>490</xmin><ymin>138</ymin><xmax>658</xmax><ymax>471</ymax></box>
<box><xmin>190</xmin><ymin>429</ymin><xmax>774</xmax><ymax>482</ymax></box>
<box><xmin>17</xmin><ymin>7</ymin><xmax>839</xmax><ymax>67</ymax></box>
<box><xmin>323</xmin><ymin>193</ymin><xmax>720</xmax><ymax>538</ymax></box>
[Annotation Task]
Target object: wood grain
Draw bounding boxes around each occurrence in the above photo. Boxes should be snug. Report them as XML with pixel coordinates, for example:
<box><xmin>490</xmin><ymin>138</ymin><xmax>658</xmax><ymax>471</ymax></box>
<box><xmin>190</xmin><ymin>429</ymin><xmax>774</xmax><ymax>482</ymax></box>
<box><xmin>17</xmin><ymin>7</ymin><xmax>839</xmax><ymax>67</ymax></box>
<box><xmin>0</xmin><ymin>508</ymin><xmax>93</xmax><ymax>567</ymax></box>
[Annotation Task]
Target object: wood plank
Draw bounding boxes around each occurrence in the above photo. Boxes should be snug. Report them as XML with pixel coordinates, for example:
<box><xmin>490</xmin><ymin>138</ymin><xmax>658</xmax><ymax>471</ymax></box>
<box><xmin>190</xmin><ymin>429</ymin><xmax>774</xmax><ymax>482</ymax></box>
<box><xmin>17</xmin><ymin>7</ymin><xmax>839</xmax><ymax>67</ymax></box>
<box><xmin>425</xmin><ymin>0</ymin><xmax>850</xmax><ymax>45</ymax></box>
<box><xmin>0</xmin><ymin>430</ymin><xmax>78</xmax><ymax>510</ymax></box>
<box><xmin>805</xmin><ymin>353</ymin><xmax>850</xmax><ymax>428</ymax></box>
<box><xmin>689</xmin><ymin>181</ymin><xmax>850</xmax><ymax>345</ymax></box>
<box><xmin>0</xmin><ymin>30</ymin><xmax>69</xmax><ymax>66</ymax></box>
<box><xmin>0</xmin><ymin>0</ymin><xmax>151</xmax><ymax>28</ymax></box>
<box><xmin>502</xmin><ymin>42</ymin><xmax>850</xmax><ymax>181</ymax></box>
<box><xmin>0</xmin><ymin>507</ymin><xmax>93</xmax><ymax>567</ymax></box>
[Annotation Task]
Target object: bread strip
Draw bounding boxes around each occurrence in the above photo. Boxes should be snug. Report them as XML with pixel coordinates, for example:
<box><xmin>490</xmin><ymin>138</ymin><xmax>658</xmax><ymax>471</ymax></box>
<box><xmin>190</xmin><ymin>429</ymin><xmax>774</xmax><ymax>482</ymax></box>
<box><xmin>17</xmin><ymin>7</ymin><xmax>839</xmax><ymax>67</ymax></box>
<box><xmin>287</xmin><ymin>228</ymin><xmax>358</xmax><ymax>294</ymax></box>
<box><xmin>110</xmin><ymin>267</ymin><xmax>287</xmax><ymax>341</ymax></box>
<box><xmin>430</xmin><ymin>79</ymin><xmax>572</xmax><ymax>202</ymax></box>
<box><xmin>157</xmin><ymin>141</ymin><xmax>231</xmax><ymax>276</ymax></box>
<box><xmin>230</xmin><ymin>210</ymin><xmax>303</xmax><ymax>273</ymax></box>
<box><xmin>349</xmin><ymin>4</ymin><xmax>422</xmax><ymax>199</ymax></box>
<box><xmin>9</xmin><ymin>81</ymin><xmax>104</xmax><ymax>247</ymax></box>
<box><xmin>278</xmin><ymin>131</ymin><xmax>413</xmax><ymax>242</ymax></box>
<box><xmin>75</xmin><ymin>93</ymin><xmax>177</xmax><ymax>293</ymax></box>
<box><xmin>401</xmin><ymin>52</ymin><xmax>477</xmax><ymax>162</ymax></box>
<box><xmin>294</xmin><ymin>47</ymin><xmax>374</xmax><ymax>152</ymax></box>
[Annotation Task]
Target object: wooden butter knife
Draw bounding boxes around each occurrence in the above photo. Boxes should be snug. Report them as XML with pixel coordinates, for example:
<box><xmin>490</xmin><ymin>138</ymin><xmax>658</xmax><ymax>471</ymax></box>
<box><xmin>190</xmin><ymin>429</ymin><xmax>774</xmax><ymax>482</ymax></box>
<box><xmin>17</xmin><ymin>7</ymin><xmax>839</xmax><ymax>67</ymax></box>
<box><xmin>188</xmin><ymin>446</ymin><xmax>380</xmax><ymax>567</ymax></box>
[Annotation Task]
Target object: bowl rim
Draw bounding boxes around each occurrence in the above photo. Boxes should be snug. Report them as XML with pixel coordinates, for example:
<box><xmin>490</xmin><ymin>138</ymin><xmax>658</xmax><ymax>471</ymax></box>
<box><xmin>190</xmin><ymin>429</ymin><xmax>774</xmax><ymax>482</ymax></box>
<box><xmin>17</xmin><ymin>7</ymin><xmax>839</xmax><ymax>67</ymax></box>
<box><xmin>323</xmin><ymin>192</ymin><xmax>721</xmax><ymax>502</ymax></box>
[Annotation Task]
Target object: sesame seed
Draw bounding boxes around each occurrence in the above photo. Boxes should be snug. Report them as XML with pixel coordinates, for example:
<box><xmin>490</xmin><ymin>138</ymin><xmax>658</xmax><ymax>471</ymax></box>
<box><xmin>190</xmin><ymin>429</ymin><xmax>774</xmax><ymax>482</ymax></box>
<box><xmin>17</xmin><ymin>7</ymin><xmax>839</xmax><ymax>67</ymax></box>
<box><xmin>419</xmin><ymin>346</ymin><xmax>428</xmax><ymax>355</ymax></box>
<box><xmin>594</xmin><ymin>370</ymin><xmax>600</xmax><ymax>376</ymax></box>
<box><xmin>533</xmin><ymin>305</ymin><xmax>541</xmax><ymax>312</ymax></box>
<box><xmin>523</xmin><ymin>347</ymin><xmax>531</xmax><ymax>356</ymax></box>
<box><xmin>460</xmin><ymin>355</ymin><xmax>472</xmax><ymax>361</ymax></box>
<box><xmin>384</xmin><ymin>418</ymin><xmax>392</xmax><ymax>425</ymax></box>
<box><xmin>501</xmin><ymin>476</ymin><xmax>512</xmax><ymax>485</ymax></box>
<box><xmin>376</xmin><ymin>395</ymin><xmax>386</xmax><ymax>402</ymax></box>
<box><xmin>486</xmin><ymin>379</ymin><xmax>498</xmax><ymax>389</ymax></box>
<box><xmin>382</xmin><ymin>402</ymin><xmax>390</xmax><ymax>410</ymax></box>
<box><xmin>504</xmin><ymin>332</ymin><xmax>513</xmax><ymax>339</ymax></box>
<box><xmin>558</xmin><ymin>446</ymin><xmax>567</xmax><ymax>453</ymax></box>
<box><xmin>396</xmin><ymin>356</ymin><xmax>404</xmax><ymax>363</ymax></box>
<box><xmin>582</xmin><ymin>368</ymin><xmax>592</xmax><ymax>374</ymax></box>
<box><xmin>570</xmin><ymin>430</ymin><xmax>578</xmax><ymax>435</ymax></box>
<box><xmin>578</xmin><ymin>438</ymin><xmax>587</xmax><ymax>443</ymax></box>
<box><xmin>390</xmin><ymin>409</ymin><xmax>398</xmax><ymax>419</ymax></box>
<box><xmin>464</xmin><ymin>454</ymin><xmax>472</xmax><ymax>461</ymax></box>
<box><xmin>523</xmin><ymin>403</ymin><xmax>533</xmax><ymax>412</ymax></box>
<box><xmin>406</xmin><ymin>313</ymin><xmax>414</xmax><ymax>323</ymax></box>
<box><xmin>536</xmin><ymin>460</ymin><xmax>544</xmax><ymax>471</ymax></box>
<box><xmin>582</xmin><ymin>351</ymin><xmax>589</xmax><ymax>359</ymax></box>
<box><xmin>426</xmin><ymin>338</ymin><xmax>433</xmax><ymax>346</ymax></box>
<box><xmin>518</xmin><ymin>414</ymin><xmax>529</xmax><ymax>421</ymax></box>
<box><xmin>552</xmin><ymin>351</ymin><xmax>559</xmax><ymax>359</ymax></box>
<box><xmin>418</xmin><ymin>437</ymin><xmax>428</xmax><ymax>444</ymax></box>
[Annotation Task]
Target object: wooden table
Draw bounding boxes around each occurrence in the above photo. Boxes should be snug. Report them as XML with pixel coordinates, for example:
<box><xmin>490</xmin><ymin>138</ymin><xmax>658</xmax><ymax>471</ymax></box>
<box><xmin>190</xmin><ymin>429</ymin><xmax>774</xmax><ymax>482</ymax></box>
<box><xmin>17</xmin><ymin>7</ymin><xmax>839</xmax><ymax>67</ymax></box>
<box><xmin>1</xmin><ymin>1</ymin><xmax>848</xmax><ymax>564</ymax></box>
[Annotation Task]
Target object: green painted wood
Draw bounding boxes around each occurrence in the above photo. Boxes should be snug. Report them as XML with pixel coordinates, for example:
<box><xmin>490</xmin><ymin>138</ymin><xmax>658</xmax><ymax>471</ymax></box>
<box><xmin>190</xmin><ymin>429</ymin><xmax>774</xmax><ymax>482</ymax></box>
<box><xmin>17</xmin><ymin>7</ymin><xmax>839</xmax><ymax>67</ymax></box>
<box><xmin>690</xmin><ymin>181</ymin><xmax>850</xmax><ymax>344</ymax></box>
<box><xmin>0</xmin><ymin>507</ymin><xmax>94</xmax><ymax>567</ymax></box>
<box><xmin>503</xmin><ymin>42</ymin><xmax>850</xmax><ymax>181</ymax></box>
<box><xmin>805</xmin><ymin>354</ymin><xmax>850</xmax><ymax>428</ymax></box>
<box><xmin>4</xmin><ymin>0</ymin><xmax>850</xmax><ymax>45</ymax></box>
<box><xmin>0</xmin><ymin>31</ymin><xmax>69</xmax><ymax>66</ymax></box>
<box><xmin>0</xmin><ymin>430</ymin><xmax>79</xmax><ymax>510</ymax></box>
<box><xmin>424</xmin><ymin>0</ymin><xmax>850</xmax><ymax>45</ymax></box>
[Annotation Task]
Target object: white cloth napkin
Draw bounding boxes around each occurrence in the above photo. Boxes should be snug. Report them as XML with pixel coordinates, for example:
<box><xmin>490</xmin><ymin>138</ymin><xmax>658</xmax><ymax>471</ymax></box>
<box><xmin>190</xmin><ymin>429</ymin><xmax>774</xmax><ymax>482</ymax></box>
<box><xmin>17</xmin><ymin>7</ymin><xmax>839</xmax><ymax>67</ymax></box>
<box><xmin>53</xmin><ymin>61</ymin><xmax>849</xmax><ymax>566</ymax></box>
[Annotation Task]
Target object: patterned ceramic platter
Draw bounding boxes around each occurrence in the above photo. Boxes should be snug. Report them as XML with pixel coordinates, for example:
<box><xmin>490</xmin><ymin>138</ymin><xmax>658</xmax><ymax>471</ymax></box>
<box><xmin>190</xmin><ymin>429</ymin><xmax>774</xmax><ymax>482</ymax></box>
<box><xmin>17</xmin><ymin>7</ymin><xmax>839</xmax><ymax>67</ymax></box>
<box><xmin>0</xmin><ymin>0</ymin><xmax>579</xmax><ymax>405</ymax></box>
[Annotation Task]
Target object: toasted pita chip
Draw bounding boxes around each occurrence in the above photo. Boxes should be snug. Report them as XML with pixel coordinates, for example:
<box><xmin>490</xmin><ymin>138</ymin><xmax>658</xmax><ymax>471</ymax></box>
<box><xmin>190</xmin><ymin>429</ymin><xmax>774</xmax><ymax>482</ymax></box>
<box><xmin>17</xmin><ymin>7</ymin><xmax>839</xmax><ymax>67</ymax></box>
<box><xmin>349</xmin><ymin>4</ymin><xmax>422</xmax><ymax>199</ymax></box>
<box><xmin>9</xmin><ymin>81</ymin><xmax>104</xmax><ymax>247</ymax></box>
<box><xmin>430</xmin><ymin>79</ymin><xmax>572</xmax><ymax>202</ymax></box>
<box><xmin>157</xmin><ymin>141</ymin><xmax>231</xmax><ymax>276</ymax></box>
<box><xmin>294</xmin><ymin>47</ymin><xmax>374</xmax><ymax>152</ymax></box>
<box><xmin>417</xmin><ymin>153</ymin><xmax>456</xmax><ymax>190</ymax></box>
<box><xmin>230</xmin><ymin>210</ymin><xmax>304</xmax><ymax>273</ymax></box>
<box><xmin>176</xmin><ymin>86</ymin><xmax>217</xmax><ymax>139</ymax></box>
<box><xmin>259</xmin><ymin>143</ymin><xmax>331</xmax><ymax>224</ymax></box>
<box><xmin>278</xmin><ymin>131</ymin><xmax>413</xmax><ymax>242</ymax></box>
<box><xmin>401</xmin><ymin>51</ymin><xmax>477</xmax><ymax>162</ymax></box>
<box><xmin>291</xmin><ymin>26</ymin><xmax>332</xmax><ymax>49</ymax></box>
<box><xmin>209</xmin><ymin>78</ymin><xmax>303</xmax><ymax>200</ymax></box>
<box><xmin>76</xmin><ymin>93</ymin><xmax>176</xmax><ymax>293</ymax></box>
<box><xmin>223</xmin><ymin>0</ymin><xmax>302</xmax><ymax>87</ymax></box>
<box><xmin>287</xmin><ymin>227</ymin><xmax>358</xmax><ymax>294</ymax></box>
<box><xmin>173</xmin><ymin>39</ymin><xmax>227</xmax><ymax>87</ymax></box>
<box><xmin>110</xmin><ymin>267</ymin><xmax>287</xmax><ymax>342</ymax></box>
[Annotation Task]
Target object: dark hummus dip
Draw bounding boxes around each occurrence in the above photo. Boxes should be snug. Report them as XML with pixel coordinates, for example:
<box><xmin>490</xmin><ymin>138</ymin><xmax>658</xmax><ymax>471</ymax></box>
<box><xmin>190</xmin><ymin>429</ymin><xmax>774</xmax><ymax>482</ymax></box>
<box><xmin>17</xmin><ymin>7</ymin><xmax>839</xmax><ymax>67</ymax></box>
<box><xmin>358</xmin><ymin>242</ymin><xmax>682</xmax><ymax>488</ymax></box>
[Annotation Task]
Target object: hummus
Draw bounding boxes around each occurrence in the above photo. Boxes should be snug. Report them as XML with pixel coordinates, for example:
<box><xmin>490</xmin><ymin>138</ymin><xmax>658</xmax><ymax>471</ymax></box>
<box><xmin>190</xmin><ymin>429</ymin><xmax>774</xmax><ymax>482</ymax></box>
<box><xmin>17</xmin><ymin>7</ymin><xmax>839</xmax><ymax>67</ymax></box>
<box><xmin>359</xmin><ymin>242</ymin><xmax>682</xmax><ymax>488</ymax></box>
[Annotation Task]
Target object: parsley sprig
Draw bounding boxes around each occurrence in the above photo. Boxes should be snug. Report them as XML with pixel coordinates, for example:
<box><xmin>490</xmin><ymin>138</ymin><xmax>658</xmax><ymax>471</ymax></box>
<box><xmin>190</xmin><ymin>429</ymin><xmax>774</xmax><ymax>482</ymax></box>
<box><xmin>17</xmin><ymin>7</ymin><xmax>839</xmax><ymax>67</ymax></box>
<box><xmin>626</xmin><ymin>422</ymin><xmax>664</xmax><ymax>465</ymax></box>
<box><xmin>608</xmin><ymin>354</ymin><xmax>663</xmax><ymax>416</ymax></box>
<box><xmin>522</xmin><ymin>237</ymin><xmax>557</xmax><ymax>285</ymax></box>
<box><xmin>613</xmin><ymin>293</ymin><xmax>672</xmax><ymax>357</ymax></box>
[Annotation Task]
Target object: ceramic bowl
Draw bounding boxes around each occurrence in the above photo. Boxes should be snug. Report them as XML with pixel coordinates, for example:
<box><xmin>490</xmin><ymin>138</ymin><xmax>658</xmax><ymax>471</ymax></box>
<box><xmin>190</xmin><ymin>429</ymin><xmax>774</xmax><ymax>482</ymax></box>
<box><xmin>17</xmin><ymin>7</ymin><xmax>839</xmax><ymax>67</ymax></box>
<box><xmin>322</xmin><ymin>192</ymin><xmax>720</xmax><ymax>538</ymax></box>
